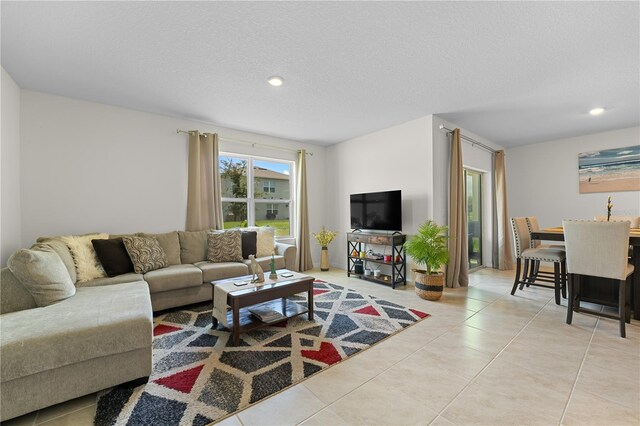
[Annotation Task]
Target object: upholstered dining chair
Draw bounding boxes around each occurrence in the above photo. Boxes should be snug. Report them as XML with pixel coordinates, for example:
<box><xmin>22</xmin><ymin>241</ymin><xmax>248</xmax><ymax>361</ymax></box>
<box><xmin>510</xmin><ymin>217</ymin><xmax>566</xmax><ymax>304</ymax></box>
<box><xmin>563</xmin><ymin>220</ymin><xmax>634</xmax><ymax>338</ymax></box>
<box><xmin>523</xmin><ymin>217</ymin><xmax>566</xmax><ymax>287</ymax></box>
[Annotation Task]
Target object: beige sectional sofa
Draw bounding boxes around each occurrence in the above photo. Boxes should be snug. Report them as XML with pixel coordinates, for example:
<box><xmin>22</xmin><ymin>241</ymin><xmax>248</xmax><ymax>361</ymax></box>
<box><xmin>0</xmin><ymin>228</ymin><xmax>296</xmax><ymax>421</ymax></box>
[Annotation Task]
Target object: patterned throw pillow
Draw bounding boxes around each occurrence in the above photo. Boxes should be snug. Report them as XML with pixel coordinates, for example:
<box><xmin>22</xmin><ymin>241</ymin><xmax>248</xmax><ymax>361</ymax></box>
<box><xmin>207</xmin><ymin>230</ymin><xmax>243</xmax><ymax>263</ymax></box>
<box><xmin>122</xmin><ymin>235</ymin><xmax>169</xmax><ymax>274</ymax></box>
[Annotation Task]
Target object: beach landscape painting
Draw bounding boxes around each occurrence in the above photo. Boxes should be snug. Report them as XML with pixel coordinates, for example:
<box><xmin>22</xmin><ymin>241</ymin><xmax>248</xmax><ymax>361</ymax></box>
<box><xmin>579</xmin><ymin>145</ymin><xmax>640</xmax><ymax>193</ymax></box>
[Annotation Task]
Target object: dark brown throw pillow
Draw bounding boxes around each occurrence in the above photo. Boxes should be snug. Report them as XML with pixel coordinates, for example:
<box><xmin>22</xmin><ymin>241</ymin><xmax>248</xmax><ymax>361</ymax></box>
<box><xmin>241</xmin><ymin>231</ymin><xmax>257</xmax><ymax>259</ymax></box>
<box><xmin>91</xmin><ymin>238</ymin><xmax>134</xmax><ymax>277</ymax></box>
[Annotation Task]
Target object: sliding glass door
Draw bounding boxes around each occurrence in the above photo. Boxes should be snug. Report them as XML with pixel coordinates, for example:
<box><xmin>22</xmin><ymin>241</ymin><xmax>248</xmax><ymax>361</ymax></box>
<box><xmin>465</xmin><ymin>169</ymin><xmax>483</xmax><ymax>269</ymax></box>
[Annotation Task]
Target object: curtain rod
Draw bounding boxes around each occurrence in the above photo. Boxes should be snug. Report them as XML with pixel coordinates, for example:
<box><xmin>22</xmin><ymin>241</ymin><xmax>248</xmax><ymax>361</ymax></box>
<box><xmin>439</xmin><ymin>124</ymin><xmax>497</xmax><ymax>154</ymax></box>
<box><xmin>176</xmin><ymin>129</ymin><xmax>313</xmax><ymax>156</ymax></box>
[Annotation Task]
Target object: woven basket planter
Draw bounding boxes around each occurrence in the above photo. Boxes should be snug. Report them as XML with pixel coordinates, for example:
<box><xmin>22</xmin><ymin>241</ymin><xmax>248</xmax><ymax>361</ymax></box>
<box><xmin>414</xmin><ymin>271</ymin><xmax>444</xmax><ymax>301</ymax></box>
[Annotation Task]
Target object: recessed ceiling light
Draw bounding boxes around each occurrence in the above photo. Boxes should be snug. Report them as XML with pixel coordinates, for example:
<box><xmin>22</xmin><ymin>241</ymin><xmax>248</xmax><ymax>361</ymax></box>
<box><xmin>267</xmin><ymin>76</ymin><xmax>284</xmax><ymax>87</ymax></box>
<box><xmin>589</xmin><ymin>107</ymin><xmax>605</xmax><ymax>116</ymax></box>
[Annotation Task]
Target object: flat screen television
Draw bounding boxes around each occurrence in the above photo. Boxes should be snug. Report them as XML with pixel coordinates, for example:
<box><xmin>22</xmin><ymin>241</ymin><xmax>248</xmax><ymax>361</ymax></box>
<box><xmin>350</xmin><ymin>190</ymin><xmax>402</xmax><ymax>231</ymax></box>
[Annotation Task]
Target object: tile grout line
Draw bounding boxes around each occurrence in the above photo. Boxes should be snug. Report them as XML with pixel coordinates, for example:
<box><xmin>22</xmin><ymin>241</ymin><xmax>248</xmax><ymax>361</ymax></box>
<box><xmin>557</xmin><ymin>317</ymin><xmax>599</xmax><ymax>426</ymax></box>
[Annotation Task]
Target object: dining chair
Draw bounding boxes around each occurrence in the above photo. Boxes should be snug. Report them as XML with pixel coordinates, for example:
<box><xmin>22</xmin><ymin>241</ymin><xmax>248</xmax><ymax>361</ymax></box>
<box><xmin>510</xmin><ymin>217</ymin><xmax>566</xmax><ymax>304</ymax></box>
<box><xmin>524</xmin><ymin>217</ymin><xmax>566</xmax><ymax>289</ymax></box>
<box><xmin>563</xmin><ymin>220</ymin><xmax>633</xmax><ymax>338</ymax></box>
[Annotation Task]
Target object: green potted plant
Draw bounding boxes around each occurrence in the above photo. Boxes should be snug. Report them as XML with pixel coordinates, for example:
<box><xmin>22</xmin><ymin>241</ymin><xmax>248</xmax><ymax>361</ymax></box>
<box><xmin>404</xmin><ymin>220</ymin><xmax>450</xmax><ymax>300</ymax></box>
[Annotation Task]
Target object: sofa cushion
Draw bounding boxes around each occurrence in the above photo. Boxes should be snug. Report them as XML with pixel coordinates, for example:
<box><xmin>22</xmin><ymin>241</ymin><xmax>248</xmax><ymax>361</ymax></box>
<box><xmin>0</xmin><ymin>268</ymin><xmax>37</xmax><ymax>314</ymax></box>
<box><xmin>195</xmin><ymin>261</ymin><xmax>249</xmax><ymax>283</ymax></box>
<box><xmin>178</xmin><ymin>230</ymin><xmax>210</xmax><ymax>264</ymax></box>
<box><xmin>140</xmin><ymin>231</ymin><xmax>181</xmax><ymax>265</ymax></box>
<box><xmin>243</xmin><ymin>255</ymin><xmax>285</xmax><ymax>272</ymax></box>
<box><xmin>255</xmin><ymin>227</ymin><xmax>276</xmax><ymax>257</ymax></box>
<box><xmin>207</xmin><ymin>230</ymin><xmax>243</xmax><ymax>263</ymax></box>
<box><xmin>241</xmin><ymin>231</ymin><xmax>257</xmax><ymax>259</ymax></box>
<box><xmin>33</xmin><ymin>239</ymin><xmax>77</xmax><ymax>283</ymax></box>
<box><xmin>77</xmin><ymin>273</ymin><xmax>144</xmax><ymax>288</ymax></box>
<box><xmin>123</xmin><ymin>235</ymin><xmax>169</xmax><ymax>274</ymax></box>
<box><xmin>60</xmin><ymin>234</ymin><xmax>109</xmax><ymax>282</ymax></box>
<box><xmin>91</xmin><ymin>238</ymin><xmax>135</xmax><ymax>277</ymax></box>
<box><xmin>143</xmin><ymin>264</ymin><xmax>203</xmax><ymax>293</ymax></box>
<box><xmin>7</xmin><ymin>247</ymin><xmax>76</xmax><ymax>307</ymax></box>
<box><xmin>0</xmin><ymin>281</ymin><xmax>152</xmax><ymax>383</ymax></box>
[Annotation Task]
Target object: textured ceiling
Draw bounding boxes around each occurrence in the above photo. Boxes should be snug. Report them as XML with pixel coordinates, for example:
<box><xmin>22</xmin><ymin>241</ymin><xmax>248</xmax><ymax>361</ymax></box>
<box><xmin>2</xmin><ymin>1</ymin><xmax>638</xmax><ymax>147</ymax></box>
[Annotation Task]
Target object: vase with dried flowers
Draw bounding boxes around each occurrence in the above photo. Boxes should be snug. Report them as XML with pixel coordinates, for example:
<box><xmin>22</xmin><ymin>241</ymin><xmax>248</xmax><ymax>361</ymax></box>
<box><xmin>313</xmin><ymin>227</ymin><xmax>338</xmax><ymax>271</ymax></box>
<box><xmin>607</xmin><ymin>195</ymin><xmax>613</xmax><ymax>221</ymax></box>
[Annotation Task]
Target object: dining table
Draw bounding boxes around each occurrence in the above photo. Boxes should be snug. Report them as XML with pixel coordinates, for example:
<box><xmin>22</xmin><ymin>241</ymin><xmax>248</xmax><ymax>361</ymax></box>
<box><xmin>531</xmin><ymin>227</ymin><xmax>640</xmax><ymax>320</ymax></box>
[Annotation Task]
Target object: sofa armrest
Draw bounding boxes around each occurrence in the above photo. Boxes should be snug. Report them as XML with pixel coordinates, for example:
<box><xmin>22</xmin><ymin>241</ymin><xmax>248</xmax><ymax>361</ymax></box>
<box><xmin>275</xmin><ymin>242</ymin><xmax>297</xmax><ymax>271</ymax></box>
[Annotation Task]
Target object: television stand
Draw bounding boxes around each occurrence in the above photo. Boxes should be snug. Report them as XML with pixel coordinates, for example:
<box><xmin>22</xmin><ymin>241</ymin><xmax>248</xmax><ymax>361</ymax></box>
<box><xmin>346</xmin><ymin>232</ymin><xmax>406</xmax><ymax>289</ymax></box>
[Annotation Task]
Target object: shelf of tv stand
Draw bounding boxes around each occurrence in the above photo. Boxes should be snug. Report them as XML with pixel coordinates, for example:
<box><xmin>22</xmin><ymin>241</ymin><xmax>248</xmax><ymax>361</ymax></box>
<box><xmin>347</xmin><ymin>271</ymin><xmax>404</xmax><ymax>286</ymax></box>
<box><xmin>348</xmin><ymin>256</ymin><xmax>398</xmax><ymax>266</ymax></box>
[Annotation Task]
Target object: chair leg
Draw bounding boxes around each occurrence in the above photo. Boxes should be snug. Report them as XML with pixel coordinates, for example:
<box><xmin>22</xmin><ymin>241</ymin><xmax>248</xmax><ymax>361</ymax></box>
<box><xmin>560</xmin><ymin>260</ymin><xmax>567</xmax><ymax>299</ymax></box>
<box><xmin>511</xmin><ymin>258</ymin><xmax>522</xmax><ymax>295</ymax></box>
<box><xmin>519</xmin><ymin>259</ymin><xmax>530</xmax><ymax>290</ymax></box>
<box><xmin>619</xmin><ymin>279</ymin><xmax>626</xmax><ymax>338</ymax></box>
<box><xmin>525</xmin><ymin>260</ymin><xmax>538</xmax><ymax>287</ymax></box>
<box><xmin>553</xmin><ymin>262</ymin><xmax>561</xmax><ymax>305</ymax></box>
<box><xmin>566</xmin><ymin>273</ymin><xmax>574</xmax><ymax>325</ymax></box>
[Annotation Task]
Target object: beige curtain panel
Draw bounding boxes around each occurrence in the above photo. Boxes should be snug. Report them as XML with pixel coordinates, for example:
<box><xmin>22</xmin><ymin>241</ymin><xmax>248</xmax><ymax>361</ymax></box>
<box><xmin>295</xmin><ymin>149</ymin><xmax>314</xmax><ymax>271</ymax></box>
<box><xmin>186</xmin><ymin>131</ymin><xmax>224</xmax><ymax>231</ymax></box>
<box><xmin>494</xmin><ymin>150</ymin><xmax>514</xmax><ymax>270</ymax></box>
<box><xmin>446</xmin><ymin>129</ymin><xmax>469</xmax><ymax>288</ymax></box>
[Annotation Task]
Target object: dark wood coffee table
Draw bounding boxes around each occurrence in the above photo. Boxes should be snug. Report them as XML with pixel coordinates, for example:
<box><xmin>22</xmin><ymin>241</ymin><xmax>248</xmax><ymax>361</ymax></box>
<box><xmin>210</xmin><ymin>270</ymin><xmax>315</xmax><ymax>345</ymax></box>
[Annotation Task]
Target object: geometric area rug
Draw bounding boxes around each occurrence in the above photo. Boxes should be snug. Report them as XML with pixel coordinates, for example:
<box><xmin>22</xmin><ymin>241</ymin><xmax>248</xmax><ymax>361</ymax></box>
<box><xmin>94</xmin><ymin>280</ymin><xmax>429</xmax><ymax>425</ymax></box>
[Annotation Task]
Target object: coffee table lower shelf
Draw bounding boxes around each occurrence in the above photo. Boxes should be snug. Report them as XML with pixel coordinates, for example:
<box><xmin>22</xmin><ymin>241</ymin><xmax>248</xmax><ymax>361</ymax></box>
<box><xmin>213</xmin><ymin>298</ymin><xmax>310</xmax><ymax>343</ymax></box>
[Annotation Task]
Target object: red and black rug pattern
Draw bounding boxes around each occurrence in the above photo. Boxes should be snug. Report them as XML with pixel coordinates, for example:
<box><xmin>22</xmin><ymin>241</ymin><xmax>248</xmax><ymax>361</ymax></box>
<box><xmin>95</xmin><ymin>280</ymin><xmax>429</xmax><ymax>425</ymax></box>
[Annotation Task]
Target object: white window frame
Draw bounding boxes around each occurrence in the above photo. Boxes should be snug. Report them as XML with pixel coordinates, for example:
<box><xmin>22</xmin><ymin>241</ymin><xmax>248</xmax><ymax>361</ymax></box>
<box><xmin>220</xmin><ymin>152</ymin><xmax>295</xmax><ymax>238</ymax></box>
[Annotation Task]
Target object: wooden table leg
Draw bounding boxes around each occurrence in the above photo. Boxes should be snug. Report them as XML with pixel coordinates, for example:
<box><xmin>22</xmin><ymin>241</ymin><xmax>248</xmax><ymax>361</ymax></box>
<box><xmin>633</xmin><ymin>245</ymin><xmax>640</xmax><ymax>320</ymax></box>
<box><xmin>232</xmin><ymin>299</ymin><xmax>240</xmax><ymax>346</ymax></box>
<box><xmin>308</xmin><ymin>284</ymin><xmax>314</xmax><ymax>321</ymax></box>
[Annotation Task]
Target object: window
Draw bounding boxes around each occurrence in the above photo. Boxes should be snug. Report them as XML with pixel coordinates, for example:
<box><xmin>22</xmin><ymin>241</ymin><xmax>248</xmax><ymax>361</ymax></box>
<box><xmin>220</xmin><ymin>154</ymin><xmax>294</xmax><ymax>237</ymax></box>
<box><xmin>263</xmin><ymin>181</ymin><xmax>276</xmax><ymax>193</ymax></box>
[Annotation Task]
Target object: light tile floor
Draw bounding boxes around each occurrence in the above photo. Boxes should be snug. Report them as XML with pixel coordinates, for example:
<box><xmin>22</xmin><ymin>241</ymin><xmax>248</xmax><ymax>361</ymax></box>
<box><xmin>5</xmin><ymin>268</ymin><xmax>639</xmax><ymax>425</ymax></box>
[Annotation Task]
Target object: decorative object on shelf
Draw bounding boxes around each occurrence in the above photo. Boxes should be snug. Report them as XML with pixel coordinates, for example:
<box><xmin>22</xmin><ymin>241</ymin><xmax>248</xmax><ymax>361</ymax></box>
<box><xmin>404</xmin><ymin>220</ymin><xmax>450</xmax><ymax>300</ymax></box>
<box><xmin>248</xmin><ymin>255</ymin><xmax>265</xmax><ymax>284</ymax></box>
<box><xmin>607</xmin><ymin>195</ymin><xmax>613</xmax><ymax>221</ymax></box>
<box><xmin>313</xmin><ymin>226</ymin><xmax>337</xmax><ymax>271</ymax></box>
<box><xmin>269</xmin><ymin>253</ymin><xmax>278</xmax><ymax>280</ymax></box>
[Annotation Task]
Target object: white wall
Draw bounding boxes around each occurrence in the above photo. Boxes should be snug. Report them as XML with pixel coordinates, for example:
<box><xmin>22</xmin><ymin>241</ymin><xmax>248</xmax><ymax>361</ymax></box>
<box><xmin>20</xmin><ymin>91</ymin><xmax>327</xmax><ymax>263</ymax></box>
<box><xmin>325</xmin><ymin>116</ymin><xmax>433</xmax><ymax>270</ymax></box>
<box><xmin>1</xmin><ymin>67</ymin><xmax>22</xmax><ymax>266</ymax></box>
<box><xmin>507</xmin><ymin>127</ymin><xmax>640</xmax><ymax>228</ymax></box>
<box><xmin>432</xmin><ymin>116</ymin><xmax>505</xmax><ymax>268</ymax></box>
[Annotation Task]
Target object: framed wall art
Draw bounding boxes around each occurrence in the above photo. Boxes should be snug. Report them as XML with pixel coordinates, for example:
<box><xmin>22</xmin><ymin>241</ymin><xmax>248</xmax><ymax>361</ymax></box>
<box><xmin>579</xmin><ymin>145</ymin><xmax>640</xmax><ymax>193</ymax></box>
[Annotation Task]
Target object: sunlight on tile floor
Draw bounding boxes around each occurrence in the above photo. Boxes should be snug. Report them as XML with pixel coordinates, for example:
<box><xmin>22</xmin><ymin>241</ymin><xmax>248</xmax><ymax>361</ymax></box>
<box><xmin>6</xmin><ymin>267</ymin><xmax>639</xmax><ymax>425</ymax></box>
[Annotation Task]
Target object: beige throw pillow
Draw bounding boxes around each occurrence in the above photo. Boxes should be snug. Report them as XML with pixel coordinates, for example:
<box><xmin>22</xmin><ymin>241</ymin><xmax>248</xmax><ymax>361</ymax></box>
<box><xmin>60</xmin><ymin>233</ymin><xmax>109</xmax><ymax>282</ymax></box>
<box><xmin>207</xmin><ymin>230</ymin><xmax>243</xmax><ymax>263</ymax></box>
<box><xmin>123</xmin><ymin>235</ymin><xmax>169</xmax><ymax>274</ymax></box>
<box><xmin>256</xmin><ymin>227</ymin><xmax>276</xmax><ymax>257</ymax></box>
<box><xmin>7</xmin><ymin>247</ymin><xmax>76</xmax><ymax>307</ymax></box>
